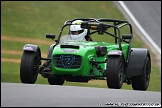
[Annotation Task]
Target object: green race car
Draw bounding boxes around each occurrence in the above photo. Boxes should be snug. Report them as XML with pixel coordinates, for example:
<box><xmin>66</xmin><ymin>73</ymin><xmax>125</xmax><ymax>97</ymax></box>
<box><xmin>20</xmin><ymin>18</ymin><xmax>151</xmax><ymax>91</ymax></box>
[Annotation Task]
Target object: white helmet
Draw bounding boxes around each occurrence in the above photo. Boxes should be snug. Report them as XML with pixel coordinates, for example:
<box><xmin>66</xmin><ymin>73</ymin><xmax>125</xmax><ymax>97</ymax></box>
<box><xmin>70</xmin><ymin>20</ymin><xmax>88</xmax><ymax>40</ymax></box>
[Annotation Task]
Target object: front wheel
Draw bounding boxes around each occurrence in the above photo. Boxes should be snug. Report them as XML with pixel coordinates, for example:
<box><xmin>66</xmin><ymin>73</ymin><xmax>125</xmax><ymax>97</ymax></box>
<box><xmin>106</xmin><ymin>56</ymin><xmax>125</xmax><ymax>89</ymax></box>
<box><xmin>20</xmin><ymin>51</ymin><xmax>41</xmax><ymax>84</ymax></box>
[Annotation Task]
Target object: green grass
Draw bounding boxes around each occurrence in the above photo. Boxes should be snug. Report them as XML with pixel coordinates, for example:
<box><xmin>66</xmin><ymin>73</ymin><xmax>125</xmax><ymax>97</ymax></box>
<box><xmin>1</xmin><ymin>40</ymin><xmax>51</xmax><ymax>53</ymax></box>
<box><xmin>1</xmin><ymin>1</ymin><xmax>161</xmax><ymax>92</ymax></box>
<box><xmin>1</xmin><ymin>54</ymin><xmax>21</xmax><ymax>59</ymax></box>
<box><xmin>1</xmin><ymin>1</ymin><xmax>124</xmax><ymax>38</ymax></box>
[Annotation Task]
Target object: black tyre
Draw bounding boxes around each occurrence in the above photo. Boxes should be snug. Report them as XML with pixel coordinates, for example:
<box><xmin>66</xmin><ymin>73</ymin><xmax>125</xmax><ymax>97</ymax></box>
<box><xmin>48</xmin><ymin>75</ymin><xmax>65</xmax><ymax>85</ymax></box>
<box><xmin>106</xmin><ymin>56</ymin><xmax>124</xmax><ymax>89</ymax></box>
<box><xmin>20</xmin><ymin>51</ymin><xmax>41</xmax><ymax>84</ymax></box>
<box><xmin>131</xmin><ymin>56</ymin><xmax>151</xmax><ymax>91</ymax></box>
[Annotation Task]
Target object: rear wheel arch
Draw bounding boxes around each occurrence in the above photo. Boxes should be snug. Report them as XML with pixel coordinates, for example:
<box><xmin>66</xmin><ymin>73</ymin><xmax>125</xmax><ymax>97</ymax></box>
<box><xmin>125</xmin><ymin>48</ymin><xmax>151</xmax><ymax>91</ymax></box>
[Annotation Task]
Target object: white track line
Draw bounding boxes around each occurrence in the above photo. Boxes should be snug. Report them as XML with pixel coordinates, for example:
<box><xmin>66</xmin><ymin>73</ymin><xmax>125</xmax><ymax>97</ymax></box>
<box><xmin>118</xmin><ymin>1</ymin><xmax>161</xmax><ymax>55</ymax></box>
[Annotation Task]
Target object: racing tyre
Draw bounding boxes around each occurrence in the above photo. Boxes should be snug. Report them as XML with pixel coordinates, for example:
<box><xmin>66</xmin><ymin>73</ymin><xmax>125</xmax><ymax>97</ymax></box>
<box><xmin>106</xmin><ymin>56</ymin><xmax>124</xmax><ymax>89</ymax></box>
<box><xmin>48</xmin><ymin>75</ymin><xmax>65</xmax><ymax>85</ymax></box>
<box><xmin>131</xmin><ymin>56</ymin><xmax>151</xmax><ymax>91</ymax></box>
<box><xmin>20</xmin><ymin>51</ymin><xmax>41</xmax><ymax>84</ymax></box>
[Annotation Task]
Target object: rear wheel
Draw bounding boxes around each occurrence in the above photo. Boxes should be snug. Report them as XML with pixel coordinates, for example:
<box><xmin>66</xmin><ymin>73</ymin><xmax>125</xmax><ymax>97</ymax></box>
<box><xmin>131</xmin><ymin>56</ymin><xmax>151</xmax><ymax>91</ymax></box>
<box><xmin>20</xmin><ymin>51</ymin><xmax>41</xmax><ymax>84</ymax></box>
<box><xmin>106</xmin><ymin>56</ymin><xmax>124</xmax><ymax>89</ymax></box>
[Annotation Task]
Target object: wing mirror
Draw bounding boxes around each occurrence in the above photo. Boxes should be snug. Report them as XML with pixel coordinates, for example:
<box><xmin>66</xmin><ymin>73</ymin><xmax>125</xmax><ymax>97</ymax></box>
<box><xmin>46</xmin><ymin>34</ymin><xmax>55</xmax><ymax>39</ymax></box>
<box><xmin>122</xmin><ymin>34</ymin><xmax>132</xmax><ymax>39</ymax></box>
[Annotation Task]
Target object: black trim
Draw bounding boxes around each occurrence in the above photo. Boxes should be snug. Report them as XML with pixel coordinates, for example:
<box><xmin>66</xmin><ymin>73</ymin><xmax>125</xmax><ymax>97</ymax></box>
<box><xmin>60</xmin><ymin>45</ymin><xmax>79</xmax><ymax>49</ymax></box>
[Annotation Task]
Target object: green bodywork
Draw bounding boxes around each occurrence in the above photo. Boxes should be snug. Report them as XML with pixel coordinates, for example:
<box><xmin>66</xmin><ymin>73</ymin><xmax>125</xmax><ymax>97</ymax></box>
<box><xmin>51</xmin><ymin>40</ymin><xmax>129</xmax><ymax>78</ymax></box>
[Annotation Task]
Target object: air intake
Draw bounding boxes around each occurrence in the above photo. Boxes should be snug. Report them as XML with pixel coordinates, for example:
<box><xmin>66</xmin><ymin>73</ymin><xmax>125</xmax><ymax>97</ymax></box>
<box><xmin>53</xmin><ymin>54</ymin><xmax>82</xmax><ymax>69</ymax></box>
<box><xmin>60</xmin><ymin>45</ymin><xmax>79</xmax><ymax>49</ymax></box>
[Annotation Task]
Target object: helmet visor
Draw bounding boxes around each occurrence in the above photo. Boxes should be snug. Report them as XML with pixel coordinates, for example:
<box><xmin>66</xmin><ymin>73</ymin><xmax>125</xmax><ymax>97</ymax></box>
<box><xmin>70</xmin><ymin>30</ymin><xmax>84</xmax><ymax>35</ymax></box>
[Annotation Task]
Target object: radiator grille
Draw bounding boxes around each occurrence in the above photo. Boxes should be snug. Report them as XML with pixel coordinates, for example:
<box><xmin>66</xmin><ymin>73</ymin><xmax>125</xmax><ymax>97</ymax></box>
<box><xmin>53</xmin><ymin>54</ymin><xmax>82</xmax><ymax>69</ymax></box>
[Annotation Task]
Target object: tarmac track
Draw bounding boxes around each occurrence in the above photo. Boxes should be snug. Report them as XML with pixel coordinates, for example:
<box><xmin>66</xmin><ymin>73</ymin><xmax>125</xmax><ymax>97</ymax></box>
<box><xmin>1</xmin><ymin>82</ymin><xmax>161</xmax><ymax>107</ymax></box>
<box><xmin>123</xmin><ymin>1</ymin><xmax>161</xmax><ymax>49</ymax></box>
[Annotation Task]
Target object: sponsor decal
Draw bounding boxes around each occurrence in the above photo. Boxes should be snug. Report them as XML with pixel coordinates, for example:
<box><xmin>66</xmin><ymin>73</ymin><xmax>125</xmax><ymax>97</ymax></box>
<box><xmin>109</xmin><ymin>51</ymin><xmax>119</xmax><ymax>54</ymax></box>
<box><xmin>108</xmin><ymin>51</ymin><xmax>122</xmax><ymax>55</ymax></box>
<box><xmin>60</xmin><ymin>49</ymin><xmax>78</xmax><ymax>53</ymax></box>
<box><xmin>23</xmin><ymin>47</ymin><xmax>33</xmax><ymax>50</ymax></box>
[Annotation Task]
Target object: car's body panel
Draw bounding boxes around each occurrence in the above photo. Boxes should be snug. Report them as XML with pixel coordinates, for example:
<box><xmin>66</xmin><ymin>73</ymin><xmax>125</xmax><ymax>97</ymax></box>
<box><xmin>51</xmin><ymin>41</ymin><xmax>129</xmax><ymax>77</ymax></box>
<box><xmin>22</xmin><ymin>44</ymin><xmax>41</xmax><ymax>58</ymax></box>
